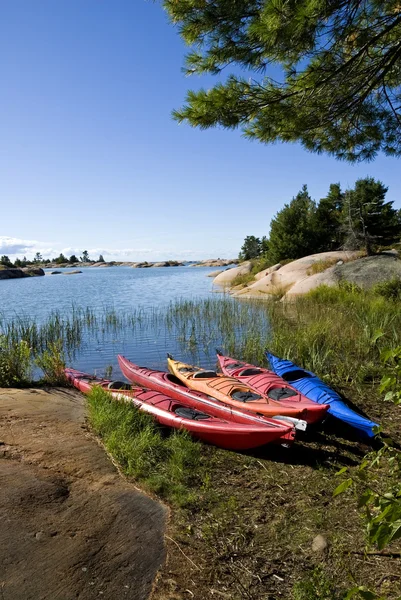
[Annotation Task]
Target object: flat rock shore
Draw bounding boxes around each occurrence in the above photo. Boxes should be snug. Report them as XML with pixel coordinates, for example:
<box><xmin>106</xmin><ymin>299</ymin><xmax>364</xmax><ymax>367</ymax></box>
<box><xmin>0</xmin><ymin>387</ymin><xmax>166</xmax><ymax>600</ymax></box>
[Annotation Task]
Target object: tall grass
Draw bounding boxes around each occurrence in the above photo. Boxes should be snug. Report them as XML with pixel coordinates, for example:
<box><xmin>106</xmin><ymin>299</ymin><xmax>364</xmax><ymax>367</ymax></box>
<box><xmin>1</xmin><ymin>286</ymin><xmax>400</xmax><ymax>391</ymax></box>
<box><xmin>87</xmin><ymin>386</ymin><xmax>203</xmax><ymax>506</ymax></box>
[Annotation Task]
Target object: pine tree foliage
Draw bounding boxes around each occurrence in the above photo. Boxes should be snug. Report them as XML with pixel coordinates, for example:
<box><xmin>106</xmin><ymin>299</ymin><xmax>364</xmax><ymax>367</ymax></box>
<box><xmin>239</xmin><ymin>235</ymin><xmax>262</xmax><ymax>260</ymax></box>
<box><xmin>342</xmin><ymin>177</ymin><xmax>401</xmax><ymax>254</ymax></box>
<box><xmin>267</xmin><ymin>185</ymin><xmax>318</xmax><ymax>263</ymax></box>
<box><xmin>240</xmin><ymin>178</ymin><xmax>401</xmax><ymax>263</ymax></box>
<box><xmin>164</xmin><ymin>0</ymin><xmax>401</xmax><ymax>161</ymax></box>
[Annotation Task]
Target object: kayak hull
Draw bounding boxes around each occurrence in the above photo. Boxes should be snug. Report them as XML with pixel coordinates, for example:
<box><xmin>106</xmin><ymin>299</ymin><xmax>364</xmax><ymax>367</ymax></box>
<box><xmin>117</xmin><ymin>355</ymin><xmax>296</xmax><ymax>444</ymax></box>
<box><xmin>217</xmin><ymin>353</ymin><xmax>328</xmax><ymax>425</ymax></box>
<box><xmin>66</xmin><ymin>367</ymin><xmax>294</xmax><ymax>450</ymax></box>
<box><xmin>265</xmin><ymin>351</ymin><xmax>379</xmax><ymax>438</ymax></box>
<box><xmin>165</xmin><ymin>356</ymin><xmax>319</xmax><ymax>422</ymax></box>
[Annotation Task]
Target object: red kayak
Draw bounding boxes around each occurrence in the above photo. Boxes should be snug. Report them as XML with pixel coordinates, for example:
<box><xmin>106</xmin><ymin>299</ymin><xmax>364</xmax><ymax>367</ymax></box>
<box><xmin>216</xmin><ymin>353</ymin><xmax>329</xmax><ymax>424</ymax></box>
<box><xmin>66</xmin><ymin>367</ymin><xmax>295</xmax><ymax>450</ymax></box>
<box><xmin>117</xmin><ymin>355</ymin><xmax>298</xmax><ymax>441</ymax></box>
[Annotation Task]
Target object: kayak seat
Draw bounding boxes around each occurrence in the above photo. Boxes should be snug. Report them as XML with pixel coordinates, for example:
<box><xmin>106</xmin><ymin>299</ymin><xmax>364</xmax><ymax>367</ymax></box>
<box><xmin>174</xmin><ymin>406</ymin><xmax>211</xmax><ymax>420</ymax></box>
<box><xmin>192</xmin><ymin>370</ymin><xmax>218</xmax><ymax>379</ymax></box>
<box><xmin>107</xmin><ymin>381</ymin><xmax>132</xmax><ymax>390</ymax></box>
<box><xmin>231</xmin><ymin>390</ymin><xmax>262</xmax><ymax>402</ymax></box>
<box><xmin>227</xmin><ymin>362</ymin><xmax>244</xmax><ymax>369</ymax></box>
<box><xmin>267</xmin><ymin>387</ymin><xmax>298</xmax><ymax>400</ymax></box>
<box><xmin>238</xmin><ymin>368</ymin><xmax>263</xmax><ymax>376</ymax></box>
<box><xmin>282</xmin><ymin>370</ymin><xmax>311</xmax><ymax>382</ymax></box>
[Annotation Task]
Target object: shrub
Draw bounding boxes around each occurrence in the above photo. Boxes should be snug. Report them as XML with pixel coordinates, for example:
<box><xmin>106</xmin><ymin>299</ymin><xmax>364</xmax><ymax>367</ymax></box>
<box><xmin>292</xmin><ymin>567</ymin><xmax>340</xmax><ymax>600</ymax></box>
<box><xmin>0</xmin><ymin>337</ymin><xmax>31</xmax><ymax>386</ymax></box>
<box><xmin>372</xmin><ymin>277</ymin><xmax>401</xmax><ymax>301</ymax></box>
<box><xmin>35</xmin><ymin>340</ymin><xmax>67</xmax><ymax>385</ymax></box>
<box><xmin>307</xmin><ymin>258</ymin><xmax>338</xmax><ymax>275</ymax></box>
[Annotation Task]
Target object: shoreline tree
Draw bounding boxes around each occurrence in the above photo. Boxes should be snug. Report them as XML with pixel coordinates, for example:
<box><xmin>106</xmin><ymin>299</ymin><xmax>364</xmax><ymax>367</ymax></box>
<box><xmin>239</xmin><ymin>178</ymin><xmax>401</xmax><ymax>263</ymax></box>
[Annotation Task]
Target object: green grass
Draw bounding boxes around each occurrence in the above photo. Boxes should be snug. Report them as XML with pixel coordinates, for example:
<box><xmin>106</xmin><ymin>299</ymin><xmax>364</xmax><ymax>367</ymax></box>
<box><xmin>292</xmin><ymin>567</ymin><xmax>341</xmax><ymax>600</ymax></box>
<box><xmin>87</xmin><ymin>386</ymin><xmax>204</xmax><ymax>507</ymax></box>
<box><xmin>231</xmin><ymin>255</ymin><xmax>276</xmax><ymax>288</ymax></box>
<box><xmin>307</xmin><ymin>258</ymin><xmax>338</xmax><ymax>275</ymax></box>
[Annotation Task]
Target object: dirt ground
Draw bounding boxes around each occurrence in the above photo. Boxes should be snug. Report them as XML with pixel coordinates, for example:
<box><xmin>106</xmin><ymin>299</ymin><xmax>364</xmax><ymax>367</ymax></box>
<box><xmin>0</xmin><ymin>387</ymin><xmax>166</xmax><ymax>600</ymax></box>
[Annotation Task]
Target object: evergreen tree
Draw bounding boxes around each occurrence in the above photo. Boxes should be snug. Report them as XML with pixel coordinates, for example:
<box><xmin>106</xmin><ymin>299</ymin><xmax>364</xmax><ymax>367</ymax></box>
<box><xmin>239</xmin><ymin>236</ymin><xmax>262</xmax><ymax>260</ymax></box>
<box><xmin>98</xmin><ymin>254</ymin><xmax>105</xmax><ymax>262</ymax></box>
<box><xmin>342</xmin><ymin>178</ymin><xmax>401</xmax><ymax>254</ymax></box>
<box><xmin>267</xmin><ymin>185</ymin><xmax>319</xmax><ymax>264</ymax></box>
<box><xmin>69</xmin><ymin>255</ymin><xmax>78</xmax><ymax>264</ymax></box>
<box><xmin>0</xmin><ymin>255</ymin><xmax>14</xmax><ymax>267</ymax></box>
<box><xmin>315</xmin><ymin>184</ymin><xmax>345</xmax><ymax>251</ymax></box>
<box><xmin>54</xmin><ymin>253</ymin><xmax>67</xmax><ymax>264</ymax></box>
<box><xmin>164</xmin><ymin>1</ymin><xmax>401</xmax><ymax>161</ymax></box>
<box><xmin>80</xmin><ymin>250</ymin><xmax>90</xmax><ymax>262</ymax></box>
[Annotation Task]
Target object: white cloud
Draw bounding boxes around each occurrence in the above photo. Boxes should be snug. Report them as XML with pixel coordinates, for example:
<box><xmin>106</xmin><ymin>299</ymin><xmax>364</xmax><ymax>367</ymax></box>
<box><xmin>1</xmin><ymin>236</ymin><xmax>238</xmax><ymax>262</ymax></box>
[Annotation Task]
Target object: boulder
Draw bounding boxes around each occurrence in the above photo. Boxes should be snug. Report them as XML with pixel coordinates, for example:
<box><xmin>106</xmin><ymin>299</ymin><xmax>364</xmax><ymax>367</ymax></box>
<box><xmin>0</xmin><ymin>267</ymin><xmax>45</xmax><ymax>280</ymax></box>
<box><xmin>207</xmin><ymin>269</ymin><xmax>224</xmax><ymax>277</ymax></box>
<box><xmin>50</xmin><ymin>271</ymin><xmax>62</xmax><ymax>275</ymax></box>
<box><xmin>254</xmin><ymin>263</ymin><xmax>281</xmax><ymax>281</ymax></box>
<box><xmin>283</xmin><ymin>267</ymin><xmax>337</xmax><ymax>298</ymax></box>
<box><xmin>334</xmin><ymin>253</ymin><xmax>401</xmax><ymax>288</ymax></box>
<box><xmin>63</xmin><ymin>270</ymin><xmax>82</xmax><ymax>275</ymax></box>
<box><xmin>233</xmin><ymin>251</ymin><xmax>360</xmax><ymax>298</ymax></box>
<box><xmin>213</xmin><ymin>262</ymin><xmax>252</xmax><ymax>286</ymax></box>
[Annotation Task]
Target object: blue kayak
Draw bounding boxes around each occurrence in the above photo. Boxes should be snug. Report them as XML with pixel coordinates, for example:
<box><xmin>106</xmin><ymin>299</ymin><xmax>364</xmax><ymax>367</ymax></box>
<box><xmin>266</xmin><ymin>351</ymin><xmax>379</xmax><ymax>438</ymax></box>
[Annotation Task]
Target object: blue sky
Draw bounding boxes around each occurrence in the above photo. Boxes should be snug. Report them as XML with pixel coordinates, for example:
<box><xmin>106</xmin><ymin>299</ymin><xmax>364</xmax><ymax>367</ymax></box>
<box><xmin>1</xmin><ymin>0</ymin><xmax>400</xmax><ymax>262</ymax></box>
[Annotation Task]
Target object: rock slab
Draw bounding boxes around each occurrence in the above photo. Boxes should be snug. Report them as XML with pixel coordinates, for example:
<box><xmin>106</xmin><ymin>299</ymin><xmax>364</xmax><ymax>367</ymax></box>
<box><xmin>0</xmin><ymin>387</ymin><xmax>166</xmax><ymax>600</ymax></box>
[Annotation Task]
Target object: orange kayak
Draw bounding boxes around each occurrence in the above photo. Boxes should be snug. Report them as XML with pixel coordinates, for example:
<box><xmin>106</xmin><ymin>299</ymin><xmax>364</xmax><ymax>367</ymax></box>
<box><xmin>167</xmin><ymin>356</ymin><xmax>324</xmax><ymax>423</ymax></box>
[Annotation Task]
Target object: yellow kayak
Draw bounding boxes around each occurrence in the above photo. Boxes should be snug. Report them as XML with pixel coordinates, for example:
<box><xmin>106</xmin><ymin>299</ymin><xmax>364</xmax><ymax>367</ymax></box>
<box><xmin>167</xmin><ymin>356</ymin><xmax>314</xmax><ymax>421</ymax></box>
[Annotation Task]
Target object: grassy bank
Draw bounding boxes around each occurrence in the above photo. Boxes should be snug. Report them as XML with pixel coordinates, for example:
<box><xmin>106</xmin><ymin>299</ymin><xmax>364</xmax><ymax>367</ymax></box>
<box><xmin>1</xmin><ymin>288</ymin><xmax>401</xmax><ymax>598</ymax></box>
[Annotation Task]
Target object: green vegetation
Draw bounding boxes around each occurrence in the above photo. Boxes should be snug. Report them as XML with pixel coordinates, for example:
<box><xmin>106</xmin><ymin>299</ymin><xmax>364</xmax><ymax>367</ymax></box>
<box><xmin>34</xmin><ymin>340</ymin><xmax>67</xmax><ymax>385</ymax></box>
<box><xmin>0</xmin><ymin>336</ymin><xmax>31</xmax><ymax>387</ymax></box>
<box><xmin>372</xmin><ymin>277</ymin><xmax>401</xmax><ymax>301</ymax></box>
<box><xmin>80</xmin><ymin>250</ymin><xmax>90</xmax><ymax>262</ymax></box>
<box><xmin>239</xmin><ymin>235</ymin><xmax>269</xmax><ymax>261</ymax></box>
<box><xmin>164</xmin><ymin>1</ymin><xmax>401</xmax><ymax>162</ymax></box>
<box><xmin>87</xmin><ymin>386</ymin><xmax>203</xmax><ymax>506</ymax></box>
<box><xmin>1</xmin><ymin>293</ymin><xmax>401</xmax><ymax>597</ymax></box>
<box><xmin>292</xmin><ymin>566</ymin><xmax>339</xmax><ymax>600</ymax></box>
<box><xmin>307</xmin><ymin>259</ymin><xmax>339</xmax><ymax>276</ymax></box>
<box><xmin>240</xmin><ymin>177</ymin><xmax>401</xmax><ymax>265</ymax></box>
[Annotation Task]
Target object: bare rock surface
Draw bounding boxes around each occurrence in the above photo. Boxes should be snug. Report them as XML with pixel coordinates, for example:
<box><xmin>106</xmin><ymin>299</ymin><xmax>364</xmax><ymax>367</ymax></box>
<box><xmin>0</xmin><ymin>267</ymin><xmax>45</xmax><ymax>280</ymax></box>
<box><xmin>254</xmin><ymin>263</ymin><xmax>282</xmax><ymax>281</ymax></box>
<box><xmin>213</xmin><ymin>261</ymin><xmax>252</xmax><ymax>286</ymax></box>
<box><xmin>334</xmin><ymin>253</ymin><xmax>401</xmax><ymax>288</ymax></box>
<box><xmin>232</xmin><ymin>252</ymin><xmax>361</xmax><ymax>298</ymax></box>
<box><xmin>284</xmin><ymin>267</ymin><xmax>338</xmax><ymax>298</ymax></box>
<box><xmin>192</xmin><ymin>259</ymin><xmax>238</xmax><ymax>268</ymax></box>
<box><xmin>0</xmin><ymin>387</ymin><xmax>166</xmax><ymax>600</ymax></box>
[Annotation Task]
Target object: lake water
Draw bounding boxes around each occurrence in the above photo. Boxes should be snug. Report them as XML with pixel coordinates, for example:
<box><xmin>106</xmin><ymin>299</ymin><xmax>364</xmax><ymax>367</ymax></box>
<box><xmin>0</xmin><ymin>266</ymin><xmax>235</xmax><ymax>378</ymax></box>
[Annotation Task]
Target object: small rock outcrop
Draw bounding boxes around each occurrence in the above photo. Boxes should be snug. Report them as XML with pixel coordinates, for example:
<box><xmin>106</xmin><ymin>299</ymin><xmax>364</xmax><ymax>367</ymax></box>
<box><xmin>0</xmin><ymin>267</ymin><xmax>45</xmax><ymax>280</ymax></box>
<box><xmin>334</xmin><ymin>253</ymin><xmax>401</xmax><ymax>288</ymax></box>
<box><xmin>213</xmin><ymin>262</ymin><xmax>252</xmax><ymax>286</ymax></box>
<box><xmin>192</xmin><ymin>259</ymin><xmax>238</xmax><ymax>268</ymax></box>
<box><xmin>230</xmin><ymin>251</ymin><xmax>361</xmax><ymax>299</ymax></box>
